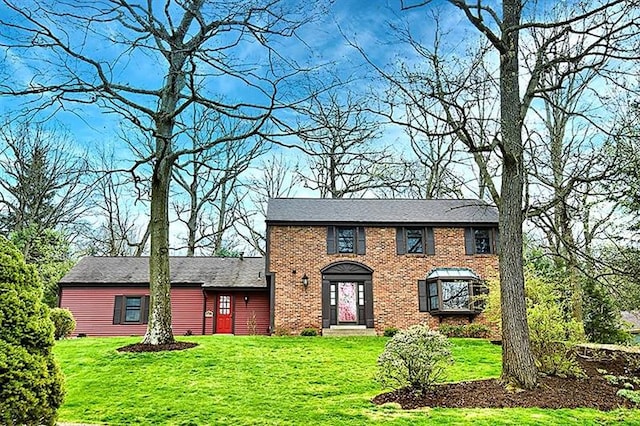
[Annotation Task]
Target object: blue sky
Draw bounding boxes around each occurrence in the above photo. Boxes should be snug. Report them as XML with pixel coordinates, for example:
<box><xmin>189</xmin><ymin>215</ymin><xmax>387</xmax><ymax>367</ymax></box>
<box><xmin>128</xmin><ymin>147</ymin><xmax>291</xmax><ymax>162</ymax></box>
<box><xmin>0</xmin><ymin>0</ymin><xmax>473</xmax><ymax>153</ymax></box>
<box><xmin>1</xmin><ymin>0</ymin><xmax>630</xmax><ymax>254</ymax></box>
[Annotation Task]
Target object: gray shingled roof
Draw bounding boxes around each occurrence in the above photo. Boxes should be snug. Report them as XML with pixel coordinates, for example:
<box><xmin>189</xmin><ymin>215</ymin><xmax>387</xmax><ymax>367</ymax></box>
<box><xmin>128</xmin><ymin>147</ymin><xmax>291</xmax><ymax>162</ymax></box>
<box><xmin>266</xmin><ymin>198</ymin><xmax>498</xmax><ymax>224</ymax></box>
<box><xmin>59</xmin><ymin>257</ymin><xmax>266</xmax><ymax>288</ymax></box>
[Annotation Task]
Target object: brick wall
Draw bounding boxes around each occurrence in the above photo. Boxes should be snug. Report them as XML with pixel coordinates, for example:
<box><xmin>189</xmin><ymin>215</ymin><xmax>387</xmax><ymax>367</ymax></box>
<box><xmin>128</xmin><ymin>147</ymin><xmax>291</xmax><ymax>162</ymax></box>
<box><xmin>268</xmin><ymin>225</ymin><xmax>499</xmax><ymax>334</ymax></box>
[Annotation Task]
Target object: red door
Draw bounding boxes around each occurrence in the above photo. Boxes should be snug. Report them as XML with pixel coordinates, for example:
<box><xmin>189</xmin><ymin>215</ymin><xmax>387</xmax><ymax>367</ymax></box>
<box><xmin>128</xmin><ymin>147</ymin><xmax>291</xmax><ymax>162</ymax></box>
<box><xmin>216</xmin><ymin>294</ymin><xmax>233</xmax><ymax>333</ymax></box>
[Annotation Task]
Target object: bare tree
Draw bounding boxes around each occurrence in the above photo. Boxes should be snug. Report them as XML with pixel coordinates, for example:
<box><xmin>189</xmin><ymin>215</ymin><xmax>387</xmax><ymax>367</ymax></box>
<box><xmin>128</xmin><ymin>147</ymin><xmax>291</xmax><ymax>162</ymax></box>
<box><xmin>172</xmin><ymin>108</ymin><xmax>267</xmax><ymax>256</ymax></box>
<box><xmin>88</xmin><ymin>148</ymin><xmax>150</xmax><ymax>256</ymax></box>
<box><xmin>0</xmin><ymin>0</ymin><xmax>315</xmax><ymax>345</ymax></box>
<box><xmin>524</xmin><ymin>53</ymin><xmax>620</xmax><ymax>323</ymax></box>
<box><xmin>233</xmin><ymin>152</ymin><xmax>301</xmax><ymax>255</ymax></box>
<box><xmin>363</xmin><ymin>0</ymin><xmax>640</xmax><ymax>388</ymax></box>
<box><xmin>0</xmin><ymin>120</ymin><xmax>91</xmax><ymax>241</ymax></box>
<box><xmin>397</xmin><ymin>118</ymin><xmax>478</xmax><ymax>199</ymax></box>
<box><xmin>296</xmin><ymin>91</ymin><xmax>406</xmax><ymax>198</ymax></box>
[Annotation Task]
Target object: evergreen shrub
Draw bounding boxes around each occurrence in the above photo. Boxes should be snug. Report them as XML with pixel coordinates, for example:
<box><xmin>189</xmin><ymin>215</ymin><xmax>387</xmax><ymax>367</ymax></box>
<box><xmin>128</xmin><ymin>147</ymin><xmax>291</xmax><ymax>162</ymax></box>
<box><xmin>383</xmin><ymin>327</ymin><xmax>399</xmax><ymax>337</ymax></box>
<box><xmin>0</xmin><ymin>237</ymin><xmax>64</xmax><ymax>425</ymax></box>
<box><xmin>50</xmin><ymin>308</ymin><xmax>76</xmax><ymax>340</ymax></box>
<box><xmin>300</xmin><ymin>327</ymin><xmax>318</xmax><ymax>336</ymax></box>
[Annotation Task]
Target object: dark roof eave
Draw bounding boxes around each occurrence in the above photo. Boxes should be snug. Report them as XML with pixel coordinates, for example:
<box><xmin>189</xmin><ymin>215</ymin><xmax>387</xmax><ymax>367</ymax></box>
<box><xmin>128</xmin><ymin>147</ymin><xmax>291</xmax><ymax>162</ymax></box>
<box><xmin>201</xmin><ymin>285</ymin><xmax>268</xmax><ymax>290</ymax></box>
<box><xmin>265</xmin><ymin>220</ymin><xmax>499</xmax><ymax>226</ymax></box>
<box><xmin>59</xmin><ymin>282</ymin><xmax>204</xmax><ymax>288</ymax></box>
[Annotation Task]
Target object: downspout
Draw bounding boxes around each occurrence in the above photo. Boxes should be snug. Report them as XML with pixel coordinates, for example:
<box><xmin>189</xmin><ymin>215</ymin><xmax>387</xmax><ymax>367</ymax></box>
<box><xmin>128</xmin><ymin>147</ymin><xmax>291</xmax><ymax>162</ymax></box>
<box><xmin>265</xmin><ymin>223</ymin><xmax>274</xmax><ymax>334</ymax></box>
<box><xmin>268</xmin><ymin>273</ymin><xmax>275</xmax><ymax>334</ymax></box>
<box><xmin>201</xmin><ymin>287</ymin><xmax>207</xmax><ymax>335</ymax></box>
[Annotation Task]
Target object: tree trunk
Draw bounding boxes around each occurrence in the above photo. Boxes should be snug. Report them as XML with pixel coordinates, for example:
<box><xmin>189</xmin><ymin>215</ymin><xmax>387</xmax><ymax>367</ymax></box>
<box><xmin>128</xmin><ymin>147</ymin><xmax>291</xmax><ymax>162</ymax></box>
<box><xmin>499</xmin><ymin>0</ymin><xmax>538</xmax><ymax>389</ymax></box>
<box><xmin>142</xmin><ymin>156</ymin><xmax>175</xmax><ymax>345</ymax></box>
<box><xmin>213</xmin><ymin>180</ymin><xmax>228</xmax><ymax>254</ymax></box>
<box><xmin>186</xmin><ymin>155</ymin><xmax>198</xmax><ymax>257</ymax></box>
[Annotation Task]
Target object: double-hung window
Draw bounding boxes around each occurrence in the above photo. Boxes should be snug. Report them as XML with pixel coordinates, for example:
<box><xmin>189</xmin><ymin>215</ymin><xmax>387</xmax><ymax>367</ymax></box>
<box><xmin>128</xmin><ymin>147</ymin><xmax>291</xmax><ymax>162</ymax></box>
<box><xmin>125</xmin><ymin>297</ymin><xmax>142</xmax><ymax>322</ymax></box>
<box><xmin>464</xmin><ymin>227</ymin><xmax>498</xmax><ymax>255</ymax></box>
<box><xmin>113</xmin><ymin>295</ymin><xmax>150</xmax><ymax>324</ymax></box>
<box><xmin>396</xmin><ymin>227</ymin><xmax>435</xmax><ymax>255</ymax></box>
<box><xmin>327</xmin><ymin>226</ymin><xmax>366</xmax><ymax>255</ymax></box>
<box><xmin>337</xmin><ymin>227</ymin><xmax>355</xmax><ymax>253</ymax></box>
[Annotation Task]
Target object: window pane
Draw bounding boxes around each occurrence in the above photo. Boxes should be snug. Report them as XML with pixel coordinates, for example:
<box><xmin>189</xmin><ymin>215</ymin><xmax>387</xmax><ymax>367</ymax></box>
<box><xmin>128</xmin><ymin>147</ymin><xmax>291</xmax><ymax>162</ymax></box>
<box><xmin>441</xmin><ymin>281</ymin><xmax>470</xmax><ymax>310</ymax></box>
<box><xmin>124</xmin><ymin>297</ymin><xmax>142</xmax><ymax>322</ymax></box>
<box><xmin>406</xmin><ymin>228</ymin><xmax>424</xmax><ymax>253</ymax></box>
<box><xmin>358</xmin><ymin>284</ymin><xmax>364</xmax><ymax>306</ymax></box>
<box><xmin>428</xmin><ymin>282</ymin><xmax>438</xmax><ymax>297</ymax></box>
<box><xmin>429</xmin><ymin>296</ymin><xmax>439</xmax><ymax>310</ymax></box>
<box><xmin>126</xmin><ymin>297</ymin><xmax>141</xmax><ymax>308</ymax></box>
<box><xmin>219</xmin><ymin>295</ymin><xmax>230</xmax><ymax>315</ymax></box>
<box><xmin>125</xmin><ymin>309</ymin><xmax>141</xmax><ymax>322</ymax></box>
<box><xmin>474</xmin><ymin>229</ymin><xmax>491</xmax><ymax>254</ymax></box>
<box><xmin>428</xmin><ymin>282</ymin><xmax>439</xmax><ymax>310</ymax></box>
<box><xmin>330</xmin><ymin>284</ymin><xmax>336</xmax><ymax>306</ymax></box>
<box><xmin>337</xmin><ymin>227</ymin><xmax>355</xmax><ymax>253</ymax></box>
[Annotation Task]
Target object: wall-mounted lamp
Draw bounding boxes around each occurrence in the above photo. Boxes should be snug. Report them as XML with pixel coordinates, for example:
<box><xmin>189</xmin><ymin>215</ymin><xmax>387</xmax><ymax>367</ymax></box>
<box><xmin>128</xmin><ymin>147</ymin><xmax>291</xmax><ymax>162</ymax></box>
<box><xmin>301</xmin><ymin>274</ymin><xmax>309</xmax><ymax>288</ymax></box>
<box><xmin>243</xmin><ymin>295</ymin><xmax>249</xmax><ymax>305</ymax></box>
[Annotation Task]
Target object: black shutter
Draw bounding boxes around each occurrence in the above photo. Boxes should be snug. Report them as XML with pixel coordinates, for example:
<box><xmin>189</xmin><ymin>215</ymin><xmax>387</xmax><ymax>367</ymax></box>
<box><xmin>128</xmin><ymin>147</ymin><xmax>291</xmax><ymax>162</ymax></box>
<box><xmin>322</xmin><ymin>279</ymin><xmax>331</xmax><ymax>328</ymax></box>
<box><xmin>418</xmin><ymin>280</ymin><xmax>427</xmax><ymax>312</ymax></box>
<box><xmin>425</xmin><ymin>227</ymin><xmax>435</xmax><ymax>255</ymax></box>
<box><xmin>464</xmin><ymin>227</ymin><xmax>475</xmax><ymax>255</ymax></box>
<box><xmin>142</xmin><ymin>295</ymin><xmax>151</xmax><ymax>324</ymax></box>
<box><xmin>357</xmin><ymin>226</ymin><xmax>366</xmax><ymax>255</ymax></box>
<box><xmin>113</xmin><ymin>295</ymin><xmax>123</xmax><ymax>324</ymax></box>
<box><xmin>396</xmin><ymin>227</ymin><xmax>405</xmax><ymax>254</ymax></box>
<box><xmin>493</xmin><ymin>228</ymin><xmax>500</xmax><ymax>254</ymax></box>
<box><xmin>364</xmin><ymin>279</ymin><xmax>374</xmax><ymax>328</ymax></box>
<box><xmin>327</xmin><ymin>226</ymin><xmax>336</xmax><ymax>254</ymax></box>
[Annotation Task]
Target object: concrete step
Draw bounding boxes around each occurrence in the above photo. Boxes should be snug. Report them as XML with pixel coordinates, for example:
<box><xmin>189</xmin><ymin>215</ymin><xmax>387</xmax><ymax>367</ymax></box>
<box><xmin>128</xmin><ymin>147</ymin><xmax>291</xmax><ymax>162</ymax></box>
<box><xmin>322</xmin><ymin>326</ymin><xmax>377</xmax><ymax>337</ymax></box>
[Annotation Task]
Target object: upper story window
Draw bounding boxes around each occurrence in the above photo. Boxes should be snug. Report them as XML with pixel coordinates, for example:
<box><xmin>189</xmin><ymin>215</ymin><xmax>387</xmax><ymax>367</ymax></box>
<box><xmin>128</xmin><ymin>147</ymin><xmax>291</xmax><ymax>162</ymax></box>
<box><xmin>327</xmin><ymin>226</ymin><xmax>365</xmax><ymax>255</ymax></box>
<box><xmin>337</xmin><ymin>227</ymin><xmax>355</xmax><ymax>253</ymax></box>
<box><xmin>406</xmin><ymin>228</ymin><xmax>424</xmax><ymax>253</ymax></box>
<box><xmin>396</xmin><ymin>227</ymin><xmax>435</xmax><ymax>255</ymax></box>
<box><xmin>464</xmin><ymin>227</ymin><xmax>498</xmax><ymax>255</ymax></box>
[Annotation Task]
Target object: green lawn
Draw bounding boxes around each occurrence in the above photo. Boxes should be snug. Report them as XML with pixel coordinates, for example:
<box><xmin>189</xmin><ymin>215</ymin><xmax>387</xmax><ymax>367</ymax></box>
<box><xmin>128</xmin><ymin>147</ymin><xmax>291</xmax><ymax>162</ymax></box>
<box><xmin>53</xmin><ymin>336</ymin><xmax>639</xmax><ymax>425</ymax></box>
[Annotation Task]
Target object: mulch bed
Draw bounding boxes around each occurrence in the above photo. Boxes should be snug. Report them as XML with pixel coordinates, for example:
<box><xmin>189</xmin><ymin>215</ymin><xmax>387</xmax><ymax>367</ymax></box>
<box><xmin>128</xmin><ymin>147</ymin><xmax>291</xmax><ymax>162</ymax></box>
<box><xmin>116</xmin><ymin>341</ymin><xmax>198</xmax><ymax>353</ymax></box>
<box><xmin>373</xmin><ymin>348</ymin><xmax>640</xmax><ymax>410</ymax></box>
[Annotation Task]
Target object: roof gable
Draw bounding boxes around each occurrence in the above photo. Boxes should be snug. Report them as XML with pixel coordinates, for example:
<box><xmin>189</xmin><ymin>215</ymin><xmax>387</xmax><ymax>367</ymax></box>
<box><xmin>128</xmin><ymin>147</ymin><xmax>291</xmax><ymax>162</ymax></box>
<box><xmin>59</xmin><ymin>256</ymin><xmax>266</xmax><ymax>288</ymax></box>
<box><xmin>266</xmin><ymin>198</ymin><xmax>498</xmax><ymax>225</ymax></box>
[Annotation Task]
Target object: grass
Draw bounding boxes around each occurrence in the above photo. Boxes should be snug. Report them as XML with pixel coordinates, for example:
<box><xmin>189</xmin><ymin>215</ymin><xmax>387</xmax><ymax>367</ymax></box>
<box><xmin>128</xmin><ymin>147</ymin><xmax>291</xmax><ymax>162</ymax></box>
<box><xmin>53</xmin><ymin>336</ymin><xmax>640</xmax><ymax>425</ymax></box>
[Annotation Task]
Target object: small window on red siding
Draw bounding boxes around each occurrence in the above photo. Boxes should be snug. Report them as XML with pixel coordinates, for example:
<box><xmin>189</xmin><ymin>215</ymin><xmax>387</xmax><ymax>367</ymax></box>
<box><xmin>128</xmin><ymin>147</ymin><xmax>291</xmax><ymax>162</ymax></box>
<box><xmin>113</xmin><ymin>295</ymin><xmax>150</xmax><ymax>325</ymax></box>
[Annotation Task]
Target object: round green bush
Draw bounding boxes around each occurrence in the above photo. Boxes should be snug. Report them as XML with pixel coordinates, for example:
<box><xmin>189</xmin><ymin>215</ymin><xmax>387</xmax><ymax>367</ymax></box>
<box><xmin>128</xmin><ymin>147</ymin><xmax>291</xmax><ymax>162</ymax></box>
<box><xmin>300</xmin><ymin>327</ymin><xmax>318</xmax><ymax>336</ymax></box>
<box><xmin>50</xmin><ymin>308</ymin><xmax>76</xmax><ymax>340</ymax></box>
<box><xmin>0</xmin><ymin>237</ymin><xmax>65</xmax><ymax>425</ymax></box>
<box><xmin>383</xmin><ymin>327</ymin><xmax>399</xmax><ymax>337</ymax></box>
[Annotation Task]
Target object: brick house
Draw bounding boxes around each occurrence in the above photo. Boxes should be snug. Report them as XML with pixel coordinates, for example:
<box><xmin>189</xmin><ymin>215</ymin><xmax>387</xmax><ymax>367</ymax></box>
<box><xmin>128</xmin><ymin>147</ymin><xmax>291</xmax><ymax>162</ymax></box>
<box><xmin>59</xmin><ymin>198</ymin><xmax>498</xmax><ymax>337</ymax></box>
<box><xmin>265</xmin><ymin>198</ymin><xmax>499</xmax><ymax>335</ymax></box>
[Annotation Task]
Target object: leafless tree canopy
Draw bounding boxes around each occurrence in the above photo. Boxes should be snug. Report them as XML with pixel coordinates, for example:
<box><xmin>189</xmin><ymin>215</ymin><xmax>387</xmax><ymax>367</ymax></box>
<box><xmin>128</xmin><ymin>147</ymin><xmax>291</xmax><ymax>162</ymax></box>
<box><xmin>295</xmin><ymin>91</ymin><xmax>407</xmax><ymax>198</ymax></box>
<box><xmin>0</xmin><ymin>119</ymin><xmax>91</xmax><ymax>236</ymax></box>
<box><xmin>0</xmin><ymin>0</ymin><xmax>319</xmax><ymax>345</ymax></box>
